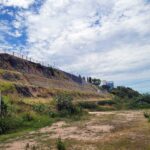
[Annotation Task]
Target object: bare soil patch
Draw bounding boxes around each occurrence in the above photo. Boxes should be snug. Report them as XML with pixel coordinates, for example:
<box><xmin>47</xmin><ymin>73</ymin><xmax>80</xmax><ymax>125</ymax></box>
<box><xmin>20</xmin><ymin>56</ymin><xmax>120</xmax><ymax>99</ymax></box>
<box><xmin>1</xmin><ymin>110</ymin><xmax>150</xmax><ymax>150</ymax></box>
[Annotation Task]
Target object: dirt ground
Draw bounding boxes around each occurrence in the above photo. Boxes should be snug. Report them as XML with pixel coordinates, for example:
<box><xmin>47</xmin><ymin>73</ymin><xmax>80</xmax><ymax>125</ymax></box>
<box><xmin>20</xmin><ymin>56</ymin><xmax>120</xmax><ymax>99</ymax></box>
<box><xmin>0</xmin><ymin>110</ymin><xmax>150</xmax><ymax>150</ymax></box>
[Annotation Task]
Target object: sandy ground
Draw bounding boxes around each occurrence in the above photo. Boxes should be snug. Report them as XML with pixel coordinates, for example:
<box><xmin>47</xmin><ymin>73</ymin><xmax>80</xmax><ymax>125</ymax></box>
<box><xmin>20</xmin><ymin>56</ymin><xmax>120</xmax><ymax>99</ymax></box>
<box><xmin>0</xmin><ymin>110</ymin><xmax>150</xmax><ymax>150</ymax></box>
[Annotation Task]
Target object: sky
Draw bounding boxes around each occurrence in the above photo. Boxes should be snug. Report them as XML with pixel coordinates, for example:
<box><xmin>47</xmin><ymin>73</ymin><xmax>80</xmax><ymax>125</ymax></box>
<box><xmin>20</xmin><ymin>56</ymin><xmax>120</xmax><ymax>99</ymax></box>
<box><xmin>0</xmin><ymin>0</ymin><xmax>150</xmax><ymax>93</ymax></box>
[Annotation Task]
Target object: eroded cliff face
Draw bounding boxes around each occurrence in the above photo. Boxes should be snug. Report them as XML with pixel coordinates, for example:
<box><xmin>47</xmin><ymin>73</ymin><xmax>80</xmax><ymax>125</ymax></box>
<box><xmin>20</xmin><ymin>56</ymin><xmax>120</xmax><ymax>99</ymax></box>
<box><xmin>0</xmin><ymin>53</ymin><xmax>100</xmax><ymax>95</ymax></box>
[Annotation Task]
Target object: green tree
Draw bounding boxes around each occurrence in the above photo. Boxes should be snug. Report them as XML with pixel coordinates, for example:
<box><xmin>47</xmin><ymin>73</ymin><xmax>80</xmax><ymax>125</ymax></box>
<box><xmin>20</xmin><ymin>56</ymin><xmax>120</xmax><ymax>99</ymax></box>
<box><xmin>92</xmin><ymin>78</ymin><xmax>101</xmax><ymax>86</ymax></box>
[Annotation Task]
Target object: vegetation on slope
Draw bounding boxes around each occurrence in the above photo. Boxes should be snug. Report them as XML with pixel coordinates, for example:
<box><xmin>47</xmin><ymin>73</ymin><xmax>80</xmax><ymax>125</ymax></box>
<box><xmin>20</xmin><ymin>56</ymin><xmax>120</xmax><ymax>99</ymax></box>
<box><xmin>0</xmin><ymin>93</ymin><xmax>86</xmax><ymax>141</ymax></box>
<box><xmin>111</xmin><ymin>86</ymin><xmax>150</xmax><ymax>109</ymax></box>
<box><xmin>76</xmin><ymin>86</ymin><xmax>150</xmax><ymax>111</ymax></box>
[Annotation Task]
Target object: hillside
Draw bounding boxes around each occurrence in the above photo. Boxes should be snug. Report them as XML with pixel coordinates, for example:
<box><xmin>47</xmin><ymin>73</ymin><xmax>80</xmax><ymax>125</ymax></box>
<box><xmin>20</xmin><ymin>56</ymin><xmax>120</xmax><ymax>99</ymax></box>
<box><xmin>0</xmin><ymin>53</ymin><xmax>108</xmax><ymax>99</ymax></box>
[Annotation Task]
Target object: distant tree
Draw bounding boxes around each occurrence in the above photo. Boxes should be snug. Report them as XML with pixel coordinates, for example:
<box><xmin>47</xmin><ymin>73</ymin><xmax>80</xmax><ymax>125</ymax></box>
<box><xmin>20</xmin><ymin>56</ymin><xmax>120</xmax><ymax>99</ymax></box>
<box><xmin>92</xmin><ymin>78</ymin><xmax>101</xmax><ymax>86</ymax></box>
<box><xmin>49</xmin><ymin>67</ymin><xmax>55</xmax><ymax>76</ymax></box>
<box><xmin>88</xmin><ymin>77</ymin><xmax>92</xmax><ymax>83</ymax></box>
<box><xmin>111</xmin><ymin>86</ymin><xmax>140</xmax><ymax>99</ymax></box>
<box><xmin>102</xmin><ymin>85</ymin><xmax>110</xmax><ymax>91</ymax></box>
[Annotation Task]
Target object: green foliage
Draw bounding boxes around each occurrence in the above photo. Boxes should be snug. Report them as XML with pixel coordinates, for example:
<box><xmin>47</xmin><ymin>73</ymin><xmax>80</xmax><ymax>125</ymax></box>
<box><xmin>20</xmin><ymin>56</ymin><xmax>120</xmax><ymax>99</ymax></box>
<box><xmin>22</xmin><ymin>112</ymin><xmax>35</xmax><ymax>122</ymax></box>
<box><xmin>92</xmin><ymin>78</ymin><xmax>101</xmax><ymax>86</ymax></box>
<box><xmin>54</xmin><ymin>93</ymin><xmax>83</xmax><ymax>117</ymax></box>
<box><xmin>0</xmin><ymin>96</ymin><xmax>54</xmax><ymax>135</ymax></box>
<box><xmin>87</xmin><ymin>77</ymin><xmax>101</xmax><ymax>86</ymax></box>
<box><xmin>33</xmin><ymin>104</ymin><xmax>47</xmax><ymax>113</ymax></box>
<box><xmin>144</xmin><ymin>112</ymin><xmax>150</xmax><ymax>118</ymax></box>
<box><xmin>110</xmin><ymin>86</ymin><xmax>150</xmax><ymax>110</ymax></box>
<box><xmin>0</xmin><ymin>81</ymin><xmax>15</xmax><ymax>92</ymax></box>
<box><xmin>56</xmin><ymin>137</ymin><xmax>66</xmax><ymax>150</ymax></box>
<box><xmin>98</xmin><ymin>100</ymin><xmax>115</xmax><ymax>105</ymax></box>
<box><xmin>111</xmin><ymin>92</ymin><xmax>150</xmax><ymax>110</ymax></box>
<box><xmin>49</xmin><ymin>67</ymin><xmax>55</xmax><ymax>76</ymax></box>
<box><xmin>111</xmin><ymin>86</ymin><xmax>140</xmax><ymax>99</ymax></box>
<box><xmin>1</xmin><ymin>97</ymin><xmax>8</xmax><ymax>117</ymax></box>
<box><xmin>78</xmin><ymin>102</ymin><xmax>98</xmax><ymax>110</ymax></box>
<box><xmin>55</xmin><ymin>93</ymin><xmax>73</xmax><ymax>111</ymax></box>
<box><xmin>78</xmin><ymin>101</ymin><xmax>115</xmax><ymax>111</ymax></box>
<box><xmin>0</xmin><ymin>115</ymin><xmax>23</xmax><ymax>134</ymax></box>
<box><xmin>144</xmin><ymin>112</ymin><xmax>150</xmax><ymax>122</ymax></box>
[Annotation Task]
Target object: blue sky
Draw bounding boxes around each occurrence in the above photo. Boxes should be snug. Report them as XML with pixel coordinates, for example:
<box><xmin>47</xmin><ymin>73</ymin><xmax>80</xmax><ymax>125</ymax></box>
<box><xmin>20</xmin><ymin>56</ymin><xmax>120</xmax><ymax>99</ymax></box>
<box><xmin>0</xmin><ymin>0</ymin><xmax>150</xmax><ymax>93</ymax></box>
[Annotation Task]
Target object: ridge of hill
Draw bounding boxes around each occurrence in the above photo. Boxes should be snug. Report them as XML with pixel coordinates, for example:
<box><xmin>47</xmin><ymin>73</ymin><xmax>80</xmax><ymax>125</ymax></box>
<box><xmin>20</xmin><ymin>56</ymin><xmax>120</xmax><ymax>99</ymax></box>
<box><xmin>0</xmin><ymin>53</ymin><xmax>109</xmax><ymax>100</ymax></box>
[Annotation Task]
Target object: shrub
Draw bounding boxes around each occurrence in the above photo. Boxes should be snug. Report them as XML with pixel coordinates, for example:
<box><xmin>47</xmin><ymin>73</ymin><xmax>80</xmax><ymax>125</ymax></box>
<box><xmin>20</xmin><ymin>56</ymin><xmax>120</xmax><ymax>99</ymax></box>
<box><xmin>49</xmin><ymin>67</ymin><xmax>55</xmax><ymax>76</ymax></box>
<box><xmin>78</xmin><ymin>102</ymin><xmax>98</xmax><ymax>110</ymax></box>
<box><xmin>55</xmin><ymin>93</ymin><xmax>73</xmax><ymax>111</ymax></box>
<box><xmin>54</xmin><ymin>93</ymin><xmax>82</xmax><ymax>117</ymax></box>
<box><xmin>0</xmin><ymin>81</ymin><xmax>15</xmax><ymax>93</ymax></box>
<box><xmin>22</xmin><ymin>112</ymin><xmax>35</xmax><ymax>122</ymax></box>
<box><xmin>48</xmin><ymin>111</ymin><xmax>58</xmax><ymax>118</ymax></box>
<box><xmin>1</xmin><ymin>97</ymin><xmax>8</xmax><ymax>117</ymax></box>
<box><xmin>98</xmin><ymin>100</ymin><xmax>115</xmax><ymax>105</ymax></box>
<box><xmin>0</xmin><ymin>115</ymin><xmax>23</xmax><ymax>134</ymax></box>
<box><xmin>111</xmin><ymin>86</ymin><xmax>140</xmax><ymax>99</ymax></box>
<box><xmin>56</xmin><ymin>137</ymin><xmax>66</xmax><ymax>150</ymax></box>
<box><xmin>144</xmin><ymin>112</ymin><xmax>150</xmax><ymax>119</ymax></box>
<box><xmin>33</xmin><ymin>104</ymin><xmax>47</xmax><ymax>113</ymax></box>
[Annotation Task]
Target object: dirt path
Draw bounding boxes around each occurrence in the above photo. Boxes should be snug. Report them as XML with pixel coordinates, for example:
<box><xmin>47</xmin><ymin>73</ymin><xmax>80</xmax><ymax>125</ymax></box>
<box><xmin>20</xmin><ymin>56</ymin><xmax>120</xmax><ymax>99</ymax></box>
<box><xmin>0</xmin><ymin>110</ymin><xmax>150</xmax><ymax>150</ymax></box>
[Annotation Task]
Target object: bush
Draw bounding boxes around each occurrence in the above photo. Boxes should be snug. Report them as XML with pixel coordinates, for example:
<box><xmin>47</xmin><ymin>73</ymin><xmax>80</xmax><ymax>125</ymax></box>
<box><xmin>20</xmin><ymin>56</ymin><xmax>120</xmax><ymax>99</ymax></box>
<box><xmin>98</xmin><ymin>100</ymin><xmax>115</xmax><ymax>105</ymax></box>
<box><xmin>22</xmin><ymin>112</ymin><xmax>35</xmax><ymax>121</ymax></box>
<box><xmin>144</xmin><ymin>112</ymin><xmax>150</xmax><ymax>119</ymax></box>
<box><xmin>0</xmin><ymin>115</ymin><xmax>23</xmax><ymax>134</ymax></box>
<box><xmin>111</xmin><ymin>86</ymin><xmax>140</xmax><ymax>99</ymax></box>
<box><xmin>1</xmin><ymin>97</ymin><xmax>8</xmax><ymax>117</ymax></box>
<box><xmin>33</xmin><ymin>104</ymin><xmax>47</xmax><ymax>114</ymax></box>
<box><xmin>78</xmin><ymin>102</ymin><xmax>98</xmax><ymax>110</ymax></box>
<box><xmin>56</xmin><ymin>137</ymin><xmax>66</xmax><ymax>150</ymax></box>
<box><xmin>54</xmin><ymin>93</ymin><xmax>83</xmax><ymax>117</ymax></box>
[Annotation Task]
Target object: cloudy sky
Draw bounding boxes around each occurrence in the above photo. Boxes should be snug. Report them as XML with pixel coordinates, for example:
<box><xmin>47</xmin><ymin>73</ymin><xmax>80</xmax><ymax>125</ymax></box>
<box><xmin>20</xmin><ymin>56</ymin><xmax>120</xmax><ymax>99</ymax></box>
<box><xmin>0</xmin><ymin>0</ymin><xmax>150</xmax><ymax>93</ymax></box>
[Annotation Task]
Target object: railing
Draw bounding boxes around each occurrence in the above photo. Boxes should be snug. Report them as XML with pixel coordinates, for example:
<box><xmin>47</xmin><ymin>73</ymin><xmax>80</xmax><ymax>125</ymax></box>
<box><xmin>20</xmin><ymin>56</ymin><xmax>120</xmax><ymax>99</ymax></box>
<box><xmin>0</xmin><ymin>49</ymin><xmax>53</xmax><ymax>68</ymax></box>
<box><xmin>0</xmin><ymin>49</ymin><xmax>86</xmax><ymax>84</ymax></box>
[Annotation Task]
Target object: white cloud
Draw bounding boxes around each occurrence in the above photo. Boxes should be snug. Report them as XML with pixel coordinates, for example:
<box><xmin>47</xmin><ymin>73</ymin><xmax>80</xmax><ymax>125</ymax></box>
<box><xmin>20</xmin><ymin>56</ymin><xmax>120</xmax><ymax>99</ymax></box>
<box><xmin>0</xmin><ymin>0</ymin><xmax>150</xmax><ymax>92</ymax></box>
<box><xmin>0</xmin><ymin>0</ymin><xmax>34</xmax><ymax>8</ymax></box>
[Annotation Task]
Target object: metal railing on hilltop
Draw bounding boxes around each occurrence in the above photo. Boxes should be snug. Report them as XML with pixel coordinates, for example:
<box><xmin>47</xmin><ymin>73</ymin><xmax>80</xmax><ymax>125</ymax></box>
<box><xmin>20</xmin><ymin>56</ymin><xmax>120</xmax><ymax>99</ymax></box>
<box><xmin>0</xmin><ymin>49</ymin><xmax>53</xmax><ymax>68</ymax></box>
<box><xmin>0</xmin><ymin>49</ymin><xmax>87</xmax><ymax>85</ymax></box>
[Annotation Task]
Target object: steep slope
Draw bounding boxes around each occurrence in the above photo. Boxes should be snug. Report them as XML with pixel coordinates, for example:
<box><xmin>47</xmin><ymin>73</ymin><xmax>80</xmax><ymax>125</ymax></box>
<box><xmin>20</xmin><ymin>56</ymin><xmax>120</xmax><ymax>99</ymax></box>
<box><xmin>0</xmin><ymin>53</ymin><xmax>105</xmax><ymax>99</ymax></box>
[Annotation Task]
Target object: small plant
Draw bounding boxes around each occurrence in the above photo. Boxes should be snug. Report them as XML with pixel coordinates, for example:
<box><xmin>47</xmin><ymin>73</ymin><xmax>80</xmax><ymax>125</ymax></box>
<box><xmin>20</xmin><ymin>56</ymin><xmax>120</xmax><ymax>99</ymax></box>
<box><xmin>78</xmin><ymin>101</ymin><xmax>98</xmax><ymax>110</ymax></box>
<box><xmin>54</xmin><ymin>93</ymin><xmax>83</xmax><ymax>117</ymax></box>
<box><xmin>56</xmin><ymin>137</ymin><xmax>66</xmax><ymax>150</ymax></box>
<box><xmin>0</xmin><ymin>97</ymin><xmax>8</xmax><ymax>117</ymax></box>
<box><xmin>0</xmin><ymin>115</ymin><xmax>23</xmax><ymax>134</ymax></box>
<box><xmin>22</xmin><ymin>112</ymin><xmax>35</xmax><ymax>121</ymax></box>
<box><xmin>33</xmin><ymin>104</ymin><xmax>47</xmax><ymax>113</ymax></box>
<box><xmin>144</xmin><ymin>112</ymin><xmax>150</xmax><ymax>118</ymax></box>
<box><xmin>144</xmin><ymin>112</ymin><xmax>150</xmax><ymax>122</ymax></box>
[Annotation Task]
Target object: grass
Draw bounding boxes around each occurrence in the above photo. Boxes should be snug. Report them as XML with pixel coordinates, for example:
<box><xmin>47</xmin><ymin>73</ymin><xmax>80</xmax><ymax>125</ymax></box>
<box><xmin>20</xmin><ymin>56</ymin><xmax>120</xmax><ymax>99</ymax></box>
<box><xmin>0</xmin><ymin>80</ymin><xmax>15</xmax><ymax>92</ymax></box>
<box><xmin>0</xmin><ymin>115</ymin><xmax>58</xmax><ymax>142</ymax></box>
<box><xmin>144</xmin><ymin>112</ymin><xmax>150</xmax><ymax>122</ymax></box>
<box><xmin>0</xmin><ymin>93</ymin><xmax>87</xmax><ymax>143</ymax></box>
<box><xmin>22</xmin><ymin>97</ymin><xmax>53</xmax><ymax>105</ymax></box>
<box><xmin>1</xmin><ymin>108</ymin><xmax>150</xmax><ymax>149</ymax></box>
<box><xmin>0</xmin><ymin>69</ymin><xmax>21</xmax><ymax>75</ymax></box>
<box><xmin>22</xmin><ymin>110</ymin><xmax>150</xmax><ymax>150</ymax></box>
